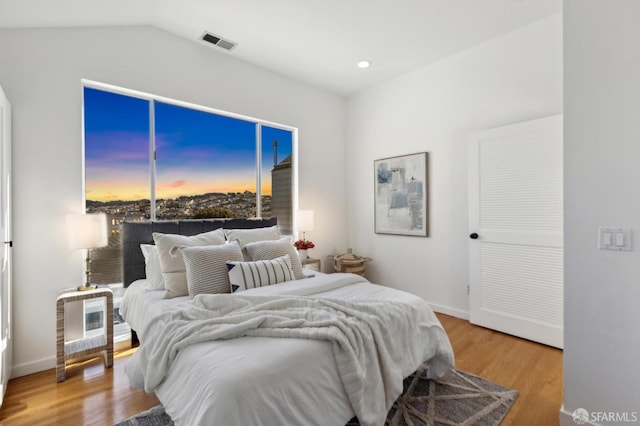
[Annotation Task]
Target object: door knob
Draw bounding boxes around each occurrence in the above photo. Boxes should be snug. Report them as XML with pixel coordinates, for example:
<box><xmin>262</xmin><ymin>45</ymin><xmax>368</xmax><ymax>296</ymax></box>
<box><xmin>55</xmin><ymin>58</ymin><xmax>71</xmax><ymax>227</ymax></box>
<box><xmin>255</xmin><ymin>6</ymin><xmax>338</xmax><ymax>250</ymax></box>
<box><xmin>469</xmin><ymin>233</ymin><xmax>479</xmax><ymax>239</ymax></box>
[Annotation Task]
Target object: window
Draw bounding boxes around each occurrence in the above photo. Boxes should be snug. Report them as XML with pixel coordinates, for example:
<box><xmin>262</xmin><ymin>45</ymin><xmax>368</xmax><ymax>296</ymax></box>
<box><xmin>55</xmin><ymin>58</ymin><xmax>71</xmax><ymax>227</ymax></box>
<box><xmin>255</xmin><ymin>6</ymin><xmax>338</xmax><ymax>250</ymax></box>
<box><xmin>84</xmin><ymin>83</ymin><xmax>295</xmax><ymax>286</ymax></box>
<box><xmin>84</xmin><ymin>88</ymin><xmax>151</xmax><ymax>220</ymax></box>
<box><xmin>262</xmin><ymin>126</ymin><xmax>293</xmax><ymax>230</ymax></box>
<box><xmin>153</xmin><ymin>101</ymin><xmax>258</xmax><ymax>219</ymax></box>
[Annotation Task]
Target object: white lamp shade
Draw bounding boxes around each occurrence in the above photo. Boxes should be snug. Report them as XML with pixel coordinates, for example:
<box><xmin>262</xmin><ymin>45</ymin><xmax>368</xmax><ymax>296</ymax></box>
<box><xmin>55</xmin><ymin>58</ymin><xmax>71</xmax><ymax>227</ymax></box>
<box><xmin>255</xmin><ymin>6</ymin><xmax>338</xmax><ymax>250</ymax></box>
<box><xmin>67</xmin><ymin>213</ymin><xmax>108</xmax><ymax>250</ymax></box>
<box><xmin>296</xmin><ymin>210</ymin><xmax>315</xmax><ymax>232</ymax></box>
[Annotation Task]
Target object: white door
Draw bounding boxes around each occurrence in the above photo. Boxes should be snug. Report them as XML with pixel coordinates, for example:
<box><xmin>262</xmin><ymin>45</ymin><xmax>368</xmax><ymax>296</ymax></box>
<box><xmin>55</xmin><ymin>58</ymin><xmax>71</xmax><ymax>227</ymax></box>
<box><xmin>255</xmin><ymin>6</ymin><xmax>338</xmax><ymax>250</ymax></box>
<box><xmin>0</xmin><ymin>86</ymin><xmax>12</xmax><ymax>405</ymax></box>
<box><xmin>468</xmin><ymin>115</ymin><xmax>563</xmax><ymax>348</ymax></box>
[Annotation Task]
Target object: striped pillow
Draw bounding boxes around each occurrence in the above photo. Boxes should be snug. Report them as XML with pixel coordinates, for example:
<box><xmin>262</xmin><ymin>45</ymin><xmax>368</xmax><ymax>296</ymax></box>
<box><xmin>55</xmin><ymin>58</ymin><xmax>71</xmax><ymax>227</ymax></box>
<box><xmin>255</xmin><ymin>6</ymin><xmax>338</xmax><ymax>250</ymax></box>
<box><xmin>224</xmin><ymin>225</ymin><xmax>281</xmax><ymax>260</ymax></box>
<box><xmin>153</xmin><ymin>228</ymin><xmax>226</xmax><ymax>298</ymax></box>
<box><xmin>179</xmin><ymin>241</ymin><xmax>243</xmax><ymax>296</ymax></box>
<box><xmin>244</xmin><ymin>237</ymin><xmax>304</xmax><ymax>279</ymax></box>
<box><xmin>227</xmin><ymin>255</ymin><xmax>295</xmax><ymax>293</ymax></box>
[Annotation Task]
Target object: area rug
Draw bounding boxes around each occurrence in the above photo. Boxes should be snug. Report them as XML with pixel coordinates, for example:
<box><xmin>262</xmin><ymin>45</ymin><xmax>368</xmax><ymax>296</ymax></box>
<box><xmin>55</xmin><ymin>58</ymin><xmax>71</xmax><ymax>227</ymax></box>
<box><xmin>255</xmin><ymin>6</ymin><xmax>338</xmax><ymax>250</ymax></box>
<box><xmin>115</xmin><ymin>365</ymin><xmax>518</xmax><ymax>426</ymax></box>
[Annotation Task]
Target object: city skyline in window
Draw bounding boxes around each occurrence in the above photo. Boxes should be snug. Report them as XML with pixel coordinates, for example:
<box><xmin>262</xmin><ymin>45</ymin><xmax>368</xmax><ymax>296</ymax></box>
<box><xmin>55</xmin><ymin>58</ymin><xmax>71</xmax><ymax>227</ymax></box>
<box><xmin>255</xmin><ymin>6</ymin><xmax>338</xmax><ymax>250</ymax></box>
<box><xmin>84</xmin><ymin>87</ymin><xmax>292</xmax><ymax>203</ymax></box>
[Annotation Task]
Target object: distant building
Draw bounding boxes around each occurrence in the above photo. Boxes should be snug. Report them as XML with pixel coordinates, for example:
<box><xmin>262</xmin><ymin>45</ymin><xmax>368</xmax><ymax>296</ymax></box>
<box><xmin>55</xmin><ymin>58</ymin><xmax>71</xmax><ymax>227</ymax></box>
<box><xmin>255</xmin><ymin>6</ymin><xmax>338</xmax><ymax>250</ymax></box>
<box><xmin>271</xmin><ymin>154</ymin><xmax>292</xmax><ymax>234</ymax></box>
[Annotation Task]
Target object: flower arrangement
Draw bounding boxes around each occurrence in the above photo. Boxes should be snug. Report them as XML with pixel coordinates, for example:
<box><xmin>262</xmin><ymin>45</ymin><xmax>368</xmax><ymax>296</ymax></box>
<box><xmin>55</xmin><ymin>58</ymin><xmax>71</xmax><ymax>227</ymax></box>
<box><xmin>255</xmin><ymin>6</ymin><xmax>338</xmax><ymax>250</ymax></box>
<box><xmin>293</xmin><ymin>239</ymin><xmax>315</xmax><ymax>250</ymax></box>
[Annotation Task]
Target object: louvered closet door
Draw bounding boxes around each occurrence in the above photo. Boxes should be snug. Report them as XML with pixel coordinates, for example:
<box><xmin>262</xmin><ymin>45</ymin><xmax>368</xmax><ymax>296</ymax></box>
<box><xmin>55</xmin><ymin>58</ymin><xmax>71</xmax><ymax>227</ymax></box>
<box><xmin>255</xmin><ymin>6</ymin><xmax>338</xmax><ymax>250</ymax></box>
<box><xmin>468</xmin><ymin>115</ymin><xmax>563</xmax><ymax>349</ymax></box>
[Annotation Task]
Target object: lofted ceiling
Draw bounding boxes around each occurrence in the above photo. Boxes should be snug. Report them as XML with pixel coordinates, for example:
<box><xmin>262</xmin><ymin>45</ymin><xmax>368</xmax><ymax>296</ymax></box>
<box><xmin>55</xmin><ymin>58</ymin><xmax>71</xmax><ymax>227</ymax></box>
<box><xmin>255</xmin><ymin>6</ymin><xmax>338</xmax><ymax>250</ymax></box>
<box><xmin>0</xmin><ymin>0</ymin><xmax>561</xmax><ymax>96</ymax></box>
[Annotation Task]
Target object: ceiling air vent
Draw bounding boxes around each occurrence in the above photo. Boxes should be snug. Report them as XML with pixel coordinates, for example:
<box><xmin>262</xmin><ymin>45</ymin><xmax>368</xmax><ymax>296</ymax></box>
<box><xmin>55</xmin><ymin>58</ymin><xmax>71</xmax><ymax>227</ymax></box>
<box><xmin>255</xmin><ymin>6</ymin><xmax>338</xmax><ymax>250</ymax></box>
<box><xmin>201</xmin><ymin>32</ymin><xmax>237</xmax><ymax>51</ymax></box>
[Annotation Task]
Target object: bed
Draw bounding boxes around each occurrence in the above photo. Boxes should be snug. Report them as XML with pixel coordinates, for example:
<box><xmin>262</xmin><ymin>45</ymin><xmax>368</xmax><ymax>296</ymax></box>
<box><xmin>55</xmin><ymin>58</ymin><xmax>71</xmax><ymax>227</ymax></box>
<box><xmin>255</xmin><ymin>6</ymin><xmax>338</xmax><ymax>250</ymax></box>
<box><xmin>120</xmin><ymin>218</ymin><xmax>455</xmax><ymax>426</ymax></box>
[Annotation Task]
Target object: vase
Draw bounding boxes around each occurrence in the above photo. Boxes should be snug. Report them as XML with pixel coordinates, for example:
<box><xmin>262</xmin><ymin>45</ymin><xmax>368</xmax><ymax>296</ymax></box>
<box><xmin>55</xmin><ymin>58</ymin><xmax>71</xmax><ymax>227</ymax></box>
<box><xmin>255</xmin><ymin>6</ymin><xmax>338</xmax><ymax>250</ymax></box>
<box><xmin>298</xmin><ymin>249</ymin><xmax>308</xmax><ymax>261</ymax></box>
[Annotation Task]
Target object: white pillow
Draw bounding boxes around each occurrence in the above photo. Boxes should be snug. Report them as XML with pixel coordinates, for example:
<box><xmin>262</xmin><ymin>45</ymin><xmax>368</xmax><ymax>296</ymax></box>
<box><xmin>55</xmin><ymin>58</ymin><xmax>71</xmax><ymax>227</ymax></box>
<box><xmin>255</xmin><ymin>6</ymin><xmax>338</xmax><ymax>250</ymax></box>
<box><xmin>153</xmin><ymin>228</ymin><xmax>226</xmax><ymax>298</ymax></box>
<box><xmin>180</xmin><ymin>242</ymin><xmax>243</xmax><ymax>296</ymax></box>
<box><xmin>227</xmin><ymin>254</ymin><xmax>295</xmax><ymax>293</ymax></box>
<box><xmin>224</xmin><ymin>225</ymin><xmax>280</xmax><ymax>260</ymax></box>
<box><xmin>140</xmin><ymin>244</ymin><xmax>164</xmax><ymax>290</ymax></box>
<box><xmin>223</xmin><ymin>225</ymin><xmax>280</xmax><ymax>246</ymax></box>
<box><xmin>244</xmin><ymin>237</ymin><xmax>304</xmax><ymax>280</ymax></box>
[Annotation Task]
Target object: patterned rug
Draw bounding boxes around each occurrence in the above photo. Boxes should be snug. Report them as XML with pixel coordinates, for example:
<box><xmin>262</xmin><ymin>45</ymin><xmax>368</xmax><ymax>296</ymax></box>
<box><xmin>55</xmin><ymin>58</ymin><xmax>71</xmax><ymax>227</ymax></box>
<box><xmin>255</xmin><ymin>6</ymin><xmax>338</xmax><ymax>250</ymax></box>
<box><xmin>116</xmin><ymin>365</ymin><xmax>518</xmax><ymax>426</ymax></box>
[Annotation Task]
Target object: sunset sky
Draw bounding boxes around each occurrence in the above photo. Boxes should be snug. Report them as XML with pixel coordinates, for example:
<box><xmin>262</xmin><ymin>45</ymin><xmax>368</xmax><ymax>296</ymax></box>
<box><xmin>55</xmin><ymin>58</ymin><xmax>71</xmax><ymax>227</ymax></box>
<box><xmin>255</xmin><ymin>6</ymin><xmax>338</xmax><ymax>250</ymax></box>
<box><xmin>84</xmin><ymin>87</ymin><xmax>292</xmax><ymax>202</ymax></box>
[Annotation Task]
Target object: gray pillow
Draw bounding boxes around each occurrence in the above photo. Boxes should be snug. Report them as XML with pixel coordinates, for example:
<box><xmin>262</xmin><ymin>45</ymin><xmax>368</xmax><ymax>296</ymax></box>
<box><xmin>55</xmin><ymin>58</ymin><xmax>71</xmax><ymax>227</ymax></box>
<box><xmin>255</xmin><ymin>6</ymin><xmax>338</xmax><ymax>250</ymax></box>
<box><xmin>153</xmin><ymin>228</ymin><xmax>226</xmax><ymax>298</ymax></box>
<box><xmin>244</xmin><ymin>237</ymin><xmax>304</xmax><ymax>280</ymax></box>
<box><xmin>224</xmin><ymin>225</ymin><xmax>281</xmax><ymax>260</ymax></box>
<box><xmin>180</xmin><ymin>242</ymin><xmax>243</xmax><ymax>296</ymax></box>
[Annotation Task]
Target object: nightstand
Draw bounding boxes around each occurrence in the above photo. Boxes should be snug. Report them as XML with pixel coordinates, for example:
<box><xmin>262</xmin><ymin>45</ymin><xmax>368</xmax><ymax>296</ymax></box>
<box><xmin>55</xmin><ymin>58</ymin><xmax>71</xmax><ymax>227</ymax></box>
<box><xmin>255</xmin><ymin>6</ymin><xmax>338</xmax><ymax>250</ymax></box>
<box><xmin>56</xmin><ymin>288</ymin><xmax>113</xmax><ymax>382</ymax></box>
<box><xmin>301</xmin><ymin>257</ymin><xmax>321</xmax><ymax>272</ymax></box>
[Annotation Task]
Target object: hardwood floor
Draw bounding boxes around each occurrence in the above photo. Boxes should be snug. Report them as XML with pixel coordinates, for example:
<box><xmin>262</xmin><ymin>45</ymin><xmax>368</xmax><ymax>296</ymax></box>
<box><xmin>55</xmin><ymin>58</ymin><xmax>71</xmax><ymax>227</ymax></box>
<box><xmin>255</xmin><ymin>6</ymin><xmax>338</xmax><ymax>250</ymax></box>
<box><xmin>0</xmin><ymin>348</ymin><xmax>159</xmax><ymax>426</ymax></box>
<box><xmin>438</xmin><ymin>314</ymin><xmax>563</xmax><ymax>425</ymax></box>
<box><xmin>0</xmin><ymin>314</ymin><xmax>562</xmax><ymax>425</ymax></box>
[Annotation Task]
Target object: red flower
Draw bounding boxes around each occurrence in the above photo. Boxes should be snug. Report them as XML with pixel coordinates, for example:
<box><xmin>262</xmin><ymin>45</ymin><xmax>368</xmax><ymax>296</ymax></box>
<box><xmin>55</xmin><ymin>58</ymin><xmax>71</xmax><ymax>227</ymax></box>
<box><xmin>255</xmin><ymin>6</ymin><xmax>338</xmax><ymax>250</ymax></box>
<box><xmin>294</xmin><ymin>239</ymin><xmax>315</xmax><ymax>250</ymax></box>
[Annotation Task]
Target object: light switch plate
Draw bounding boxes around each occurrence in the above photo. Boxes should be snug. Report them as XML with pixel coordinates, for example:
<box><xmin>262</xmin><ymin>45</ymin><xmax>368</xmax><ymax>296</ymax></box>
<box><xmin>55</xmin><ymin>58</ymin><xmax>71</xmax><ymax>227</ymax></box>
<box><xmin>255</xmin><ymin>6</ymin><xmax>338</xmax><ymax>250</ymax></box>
<box><xmin>598</xmin><ymin>227</ymin><xmax>632</xmax><ymax>251</ymax></box>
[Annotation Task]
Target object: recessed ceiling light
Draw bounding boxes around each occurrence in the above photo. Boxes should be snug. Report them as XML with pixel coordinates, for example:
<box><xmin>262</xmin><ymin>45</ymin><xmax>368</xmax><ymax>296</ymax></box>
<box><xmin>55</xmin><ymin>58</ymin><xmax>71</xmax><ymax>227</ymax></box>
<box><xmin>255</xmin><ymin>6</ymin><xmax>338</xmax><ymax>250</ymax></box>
<box><xmin>357</xmin><ymin>60</ymin><xmax>371</xmax><ymax>69</ymax></box>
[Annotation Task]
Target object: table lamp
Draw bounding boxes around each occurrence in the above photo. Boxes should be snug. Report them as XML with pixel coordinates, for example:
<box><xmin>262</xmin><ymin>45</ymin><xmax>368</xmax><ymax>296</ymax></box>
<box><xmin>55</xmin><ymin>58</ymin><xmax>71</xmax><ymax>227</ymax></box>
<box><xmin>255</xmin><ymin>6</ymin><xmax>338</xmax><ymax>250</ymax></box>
<box><xmin>67</xmin><ymin>213</ymin><xmax>108</xmax><ymax>291</ymax></box>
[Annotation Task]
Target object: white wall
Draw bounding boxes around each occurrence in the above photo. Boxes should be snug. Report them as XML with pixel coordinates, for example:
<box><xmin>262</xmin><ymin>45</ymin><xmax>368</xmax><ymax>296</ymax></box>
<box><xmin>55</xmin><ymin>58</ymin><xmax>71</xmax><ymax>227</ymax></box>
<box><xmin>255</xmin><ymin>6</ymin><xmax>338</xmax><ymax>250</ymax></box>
<box><xmin>0</xmin><ymin>26</ymin><xmax>347</xmax><ymax>377</ymax></box>
<box><xmin>345</xmin><ymin>15</ymin><xmax>562</xmax><ymax>317</ymax></box>
<box><xmin>562</xmin><ymin>1</ymin><xmax>640</xmax><ymax>424</ymax></box>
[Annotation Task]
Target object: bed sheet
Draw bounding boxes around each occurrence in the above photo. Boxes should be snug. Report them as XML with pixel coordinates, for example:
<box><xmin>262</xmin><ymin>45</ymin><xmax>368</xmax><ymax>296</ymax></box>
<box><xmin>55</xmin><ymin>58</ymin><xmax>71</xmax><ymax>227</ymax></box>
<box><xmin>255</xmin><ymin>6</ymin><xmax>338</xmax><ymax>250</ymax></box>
<box><xmin>120</xmin><ymin>280</ymin><xmax>190</xmax><ymax>342</ymax></box>
<box><xmin>122</xmin><ymin>273</ymin><xmax>454</xmax><ymax>426</ymax></box>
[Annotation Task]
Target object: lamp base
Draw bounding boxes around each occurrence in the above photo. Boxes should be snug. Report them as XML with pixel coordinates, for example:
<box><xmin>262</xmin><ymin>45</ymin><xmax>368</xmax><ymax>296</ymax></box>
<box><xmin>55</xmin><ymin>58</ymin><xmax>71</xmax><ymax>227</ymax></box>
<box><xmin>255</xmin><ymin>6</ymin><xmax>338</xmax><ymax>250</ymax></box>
<box><xmin>77</xmin><ymin>284</ymin><xmax>97</xmax><ymax>292</ymax></box>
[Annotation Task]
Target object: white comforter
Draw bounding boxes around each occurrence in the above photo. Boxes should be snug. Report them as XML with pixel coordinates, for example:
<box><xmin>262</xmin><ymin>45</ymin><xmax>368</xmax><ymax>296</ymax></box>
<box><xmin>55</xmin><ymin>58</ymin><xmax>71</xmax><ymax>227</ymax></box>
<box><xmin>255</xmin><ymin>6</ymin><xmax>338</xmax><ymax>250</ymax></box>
<box><xmin>123</xmin><ymin>273</ymin><xmax>454</xmax><ymax>426</ymax></box>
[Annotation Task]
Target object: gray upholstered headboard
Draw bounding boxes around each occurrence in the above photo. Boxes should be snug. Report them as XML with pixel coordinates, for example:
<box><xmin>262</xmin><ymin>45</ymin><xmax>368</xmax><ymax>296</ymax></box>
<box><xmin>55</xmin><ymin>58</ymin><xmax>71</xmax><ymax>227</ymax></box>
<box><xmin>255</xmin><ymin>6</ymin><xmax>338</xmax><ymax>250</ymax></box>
<box><xmin>121</xmin><ymin>218</ymin><xmax>278</xmax><ymax>287</ymax></box>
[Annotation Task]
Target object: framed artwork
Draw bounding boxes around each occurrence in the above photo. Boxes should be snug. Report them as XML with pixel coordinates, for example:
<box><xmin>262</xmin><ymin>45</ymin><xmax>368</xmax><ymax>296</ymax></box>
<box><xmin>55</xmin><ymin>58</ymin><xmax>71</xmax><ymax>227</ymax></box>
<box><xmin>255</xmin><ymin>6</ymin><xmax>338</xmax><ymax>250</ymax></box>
<box><xmin>374</xmin><ymin>152</ymin><xmax>428</xmax><ymax>237</ymax></box>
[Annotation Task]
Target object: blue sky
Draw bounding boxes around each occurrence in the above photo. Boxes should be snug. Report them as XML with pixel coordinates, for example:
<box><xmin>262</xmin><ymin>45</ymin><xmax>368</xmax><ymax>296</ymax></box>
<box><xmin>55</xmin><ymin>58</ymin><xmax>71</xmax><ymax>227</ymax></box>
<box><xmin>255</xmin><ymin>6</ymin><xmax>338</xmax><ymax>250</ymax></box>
<box><xmin>84</xmin><ymin>87</ymin><xmax>292</xmax><ymax>201</ymax></box>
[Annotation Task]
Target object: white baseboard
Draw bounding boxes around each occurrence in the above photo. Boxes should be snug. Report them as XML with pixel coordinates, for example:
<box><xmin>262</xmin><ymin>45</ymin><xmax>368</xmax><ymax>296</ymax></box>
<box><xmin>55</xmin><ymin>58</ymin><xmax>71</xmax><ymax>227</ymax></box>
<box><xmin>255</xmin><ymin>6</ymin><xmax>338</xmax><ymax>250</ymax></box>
<box><xmin>11</xmin><ymin>339</ymin><xmax>132</xmax><ymax>379</ymax></box>
<box><xmin>11</xmin><ymin>356</ymin><xmax>56</xmax><ymax>379</ymax></box>
<box><xmin>115</xmin><ymin>338</ymin><xmax>132</xmax><ymax>352</ymax></box>
<box><xmin>428</xmin><ymin>302</ymin><xmax>469</xmax><ymax>320</ymax></box>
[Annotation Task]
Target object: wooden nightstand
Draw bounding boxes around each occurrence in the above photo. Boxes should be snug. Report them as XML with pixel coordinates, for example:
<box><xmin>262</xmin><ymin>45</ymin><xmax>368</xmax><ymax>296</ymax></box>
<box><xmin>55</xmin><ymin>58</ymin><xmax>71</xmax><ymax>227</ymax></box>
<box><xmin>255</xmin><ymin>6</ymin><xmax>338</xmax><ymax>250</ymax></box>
<box><xmin>301</xmin><ymin>258</ymin><xmax>321</xmax><ymax>272</ymax></box>
<box><xmin>56</xmin><ymin>288</ymin><xmax>113</xmax><ymax>382</ymax></box>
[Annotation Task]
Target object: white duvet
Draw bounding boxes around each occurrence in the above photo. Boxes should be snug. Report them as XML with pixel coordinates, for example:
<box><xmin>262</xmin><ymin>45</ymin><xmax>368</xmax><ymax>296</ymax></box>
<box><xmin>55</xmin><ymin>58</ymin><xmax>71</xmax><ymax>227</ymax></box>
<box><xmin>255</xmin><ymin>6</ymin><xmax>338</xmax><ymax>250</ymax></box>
<box><xmin>123</xmin><ymin>273</ymin><xmax>454</xmax><ymax>426</ymax></box>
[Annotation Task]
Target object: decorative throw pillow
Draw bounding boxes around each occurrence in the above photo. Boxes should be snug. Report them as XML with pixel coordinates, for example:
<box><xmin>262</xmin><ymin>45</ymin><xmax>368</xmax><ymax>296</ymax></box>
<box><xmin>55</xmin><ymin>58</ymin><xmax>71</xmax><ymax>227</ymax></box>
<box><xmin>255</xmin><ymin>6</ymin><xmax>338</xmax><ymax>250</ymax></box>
<box><xmin>140</xmin><ymin>244</ymin><xmax>164</xmax><ymax>290</ymax></box>
<box><xmin>180</xmin><ymin>241</ymin><xmax>243</xmax><ymax>296</ymax></box>
<box><xmin>227</xmin><ymin>254</ymin><xmax>295</xmax><ymax>293</ymax></box>
<box><xmin>224</xmin><ymin>225</ymin><xmax>280</xmax><ymax>246</ymax></box>
<box><xmin>244</xmin><ymin>237</ymin><xmax>304</xmax><ymax>280</ymax></box>
<box><xmin>224</xmin><ymin>225</ymin><xmax>281</xmax><ymax>260</ymax></box>
<box><xmin>153</xmin><ymin>228</ymin><xmax>226</xmax><ymax>298</ymax></box>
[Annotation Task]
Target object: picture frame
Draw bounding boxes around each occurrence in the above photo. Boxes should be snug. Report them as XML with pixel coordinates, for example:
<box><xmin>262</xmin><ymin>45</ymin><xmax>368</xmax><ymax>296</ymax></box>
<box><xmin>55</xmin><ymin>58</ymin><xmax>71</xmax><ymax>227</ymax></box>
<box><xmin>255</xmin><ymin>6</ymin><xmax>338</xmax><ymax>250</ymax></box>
<box><xmin>374</xmin><ymin>152</ymin><xmax>428</xmax><ymax>237</ymax></box>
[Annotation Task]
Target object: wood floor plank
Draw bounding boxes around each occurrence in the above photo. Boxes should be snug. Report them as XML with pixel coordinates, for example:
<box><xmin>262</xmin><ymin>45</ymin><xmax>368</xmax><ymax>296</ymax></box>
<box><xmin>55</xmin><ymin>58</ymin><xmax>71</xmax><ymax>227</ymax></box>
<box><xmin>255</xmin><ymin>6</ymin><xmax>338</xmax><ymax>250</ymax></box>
<box><xmin>0</xmin><ymin>314</ymin><xmax>562</xmax><ymax>425</ymax></box>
